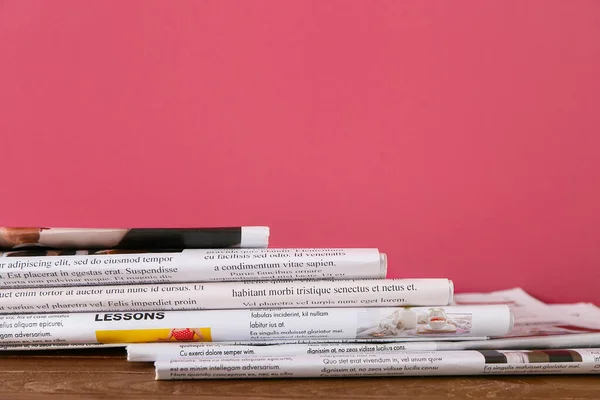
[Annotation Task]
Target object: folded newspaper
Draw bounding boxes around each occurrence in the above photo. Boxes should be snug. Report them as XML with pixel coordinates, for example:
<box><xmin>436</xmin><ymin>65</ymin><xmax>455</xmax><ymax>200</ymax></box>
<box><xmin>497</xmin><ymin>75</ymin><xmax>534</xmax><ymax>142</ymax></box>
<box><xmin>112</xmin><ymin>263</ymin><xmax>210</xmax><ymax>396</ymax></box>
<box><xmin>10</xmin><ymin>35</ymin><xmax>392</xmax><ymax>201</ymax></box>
<box><xmin>153</xmin><ymin>348</ymin><xmax>600</xmax><ymax>379</ymax></box>
<box><xmin>0</xmin><ymin>226</ymin><xmax>270</xmax><ymax>250</ymax></box>
<box><xmin>1</xmin><ymin>287</ymin><xmax>598</xmax><ymax>353</ymax></box>
<box><xmin>0</xmin><ymin>304</ymin><xmax>511</xmax><ymax>346</ymax></box>
<box><xmin>0</xmin><ymin>248</ymin><xmax>387</xmax><ymax>288</ymax></box>
<box><xmin>0</xmin><ymin>278</ymin><xmax>454</xmax><ymax>313</ymax></box>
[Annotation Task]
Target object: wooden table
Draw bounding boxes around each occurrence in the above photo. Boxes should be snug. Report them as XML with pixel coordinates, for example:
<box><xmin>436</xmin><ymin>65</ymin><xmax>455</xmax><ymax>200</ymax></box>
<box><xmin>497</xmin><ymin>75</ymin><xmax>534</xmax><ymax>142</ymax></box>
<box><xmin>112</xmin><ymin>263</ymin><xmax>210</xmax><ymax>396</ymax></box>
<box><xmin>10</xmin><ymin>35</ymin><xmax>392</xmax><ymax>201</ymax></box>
<box><xmin>1</xmin><ymin>348</ymin><xmax>599</xmax><ymax>399</ymax></box>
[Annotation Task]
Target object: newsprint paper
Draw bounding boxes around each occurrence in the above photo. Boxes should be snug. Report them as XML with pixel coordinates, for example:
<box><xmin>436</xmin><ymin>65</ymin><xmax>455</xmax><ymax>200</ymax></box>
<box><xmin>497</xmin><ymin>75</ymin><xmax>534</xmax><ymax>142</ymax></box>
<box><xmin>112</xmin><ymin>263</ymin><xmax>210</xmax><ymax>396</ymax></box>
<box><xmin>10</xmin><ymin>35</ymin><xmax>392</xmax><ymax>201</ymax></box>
<box><xmin>0</xmin><ymin>278</ymin><xmax>454</xmax><ymax>313</ymax></box>
<box><xmin>0</xmin><ymin>248</ymin><xmax>387</xmax><ymax>288</ymax></box>
<box><xmin>0</xmin><ymin>304</ymin><xmax>512</xmax><ymax>345</ymax></box>
<box><xmin>153</xmin><ymin>348</ymin><xmax>600</xmax><ymax>379</ymax></box>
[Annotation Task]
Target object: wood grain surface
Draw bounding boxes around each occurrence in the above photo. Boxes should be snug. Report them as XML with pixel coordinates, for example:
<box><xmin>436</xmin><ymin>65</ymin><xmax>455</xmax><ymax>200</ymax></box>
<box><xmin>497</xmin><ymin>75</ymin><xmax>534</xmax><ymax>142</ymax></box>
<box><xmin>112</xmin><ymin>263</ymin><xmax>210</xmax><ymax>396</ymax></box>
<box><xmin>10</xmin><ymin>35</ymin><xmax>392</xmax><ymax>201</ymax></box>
<box><xmin>1</xmin><ymin>348</ymin><xmax>599</xmax><ymax>400</ymax></box>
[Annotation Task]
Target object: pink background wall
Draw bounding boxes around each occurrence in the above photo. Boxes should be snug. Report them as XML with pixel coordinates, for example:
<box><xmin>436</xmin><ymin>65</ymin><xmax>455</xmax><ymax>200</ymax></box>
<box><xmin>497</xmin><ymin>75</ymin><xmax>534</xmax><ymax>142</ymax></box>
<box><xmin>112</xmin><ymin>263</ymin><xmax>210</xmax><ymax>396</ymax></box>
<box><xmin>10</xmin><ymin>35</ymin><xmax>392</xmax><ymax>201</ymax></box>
<box><xmin>1</xmin><ymin>1</ymin><xmax>599</xmax><ymax>304</ymax></box>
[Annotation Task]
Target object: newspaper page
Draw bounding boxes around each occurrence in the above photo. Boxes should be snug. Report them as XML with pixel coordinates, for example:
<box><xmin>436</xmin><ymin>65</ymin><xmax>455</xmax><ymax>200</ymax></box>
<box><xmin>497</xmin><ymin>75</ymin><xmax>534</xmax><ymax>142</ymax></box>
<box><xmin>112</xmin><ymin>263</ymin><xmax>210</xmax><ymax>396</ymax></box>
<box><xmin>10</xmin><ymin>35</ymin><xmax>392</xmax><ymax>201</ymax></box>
<box><xmin>0</xmin><ymin>278</ymin><xmax>454</xmax><ymax>313</ymax></box>
<box><xmin>0</xmin><ymin>305</ymin><xmax>512</xmax><ymax>345</ymax></box>
<box><xmin>127</xmin><ymin>342</ymin><xmax>443</xmax><ymax>362</ymax></box>
<box><xmin>154</xmin><ymin>349</ymin><xmax>600</xmax><ymax>379</ymax></box>
<box><xmin>453</xmin><ymin>288</ymin><xmax>600</xmax><ymax>328</ymax></box>
<box><xmin>452</xmin><ymin>287</ymin><xmax>549</xmax><ymax>323</ymax></box>
<box><xmin>127</xmin><ymin>333</ymin><xmax>600</xmax><ymax>362</ymax></box>
<box><xmin>0</xmin><ymin>248</ymin><xmax>387</xmax><ymax>288</ymax></box>
<box><xmin>0</xmin><ymin>226</ymin><xmax>270</xmax><ymax>250</ymax></box>
<box><xmin>450</xmin><ymin>287</ymin><xmax>600</xmax><ymax>349</ymax></box>
<box><xmin>451</xmin><ymin>287</ymin><xmax>600</xmax><ymax>326</ymax></box>
<box><xmin>0</xmin><ymin>337</ymin><xmax>493</xmax><ymax>353</ymax></box>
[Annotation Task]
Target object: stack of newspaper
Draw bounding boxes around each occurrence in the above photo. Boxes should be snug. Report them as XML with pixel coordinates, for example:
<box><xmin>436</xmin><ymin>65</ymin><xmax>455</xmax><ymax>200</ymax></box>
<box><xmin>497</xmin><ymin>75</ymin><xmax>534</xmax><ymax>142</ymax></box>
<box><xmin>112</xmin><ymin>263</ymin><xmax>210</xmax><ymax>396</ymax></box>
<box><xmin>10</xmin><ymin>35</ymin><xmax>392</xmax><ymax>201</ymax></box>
<box><xmin>0</xmin><ymin>226</ymin><xmax>599</xmax><ymax>379</ymax></box>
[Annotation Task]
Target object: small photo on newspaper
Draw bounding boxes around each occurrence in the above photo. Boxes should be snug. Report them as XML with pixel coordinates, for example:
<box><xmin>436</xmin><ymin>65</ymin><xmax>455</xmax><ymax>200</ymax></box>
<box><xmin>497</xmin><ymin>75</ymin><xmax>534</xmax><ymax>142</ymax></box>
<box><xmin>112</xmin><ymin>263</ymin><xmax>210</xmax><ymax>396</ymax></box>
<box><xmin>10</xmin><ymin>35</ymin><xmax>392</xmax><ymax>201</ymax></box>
<box><xmin>356</xmin><ymin>307</ymin><xmax>474</xmax><ymax>338</ymax></box>
<box><xmin>478</xmin><ymin>349</ymin><xmax>585</xmax><ymax>364</ymax></box>
<box><xmin>95</xmin><ymin>326</ymin><xmax>213</xmax><ymax>344</ymax></box>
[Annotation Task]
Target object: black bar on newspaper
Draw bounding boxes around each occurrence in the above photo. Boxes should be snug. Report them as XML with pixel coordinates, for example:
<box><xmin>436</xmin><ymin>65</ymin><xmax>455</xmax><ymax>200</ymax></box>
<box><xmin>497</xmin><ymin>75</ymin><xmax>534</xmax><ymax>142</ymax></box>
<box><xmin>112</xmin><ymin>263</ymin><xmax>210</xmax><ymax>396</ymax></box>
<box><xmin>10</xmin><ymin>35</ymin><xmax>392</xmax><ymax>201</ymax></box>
<box><xmin>0</xmin><ymin>227</ymin><xmax>270</xmax><ymax>250</ymax></box>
